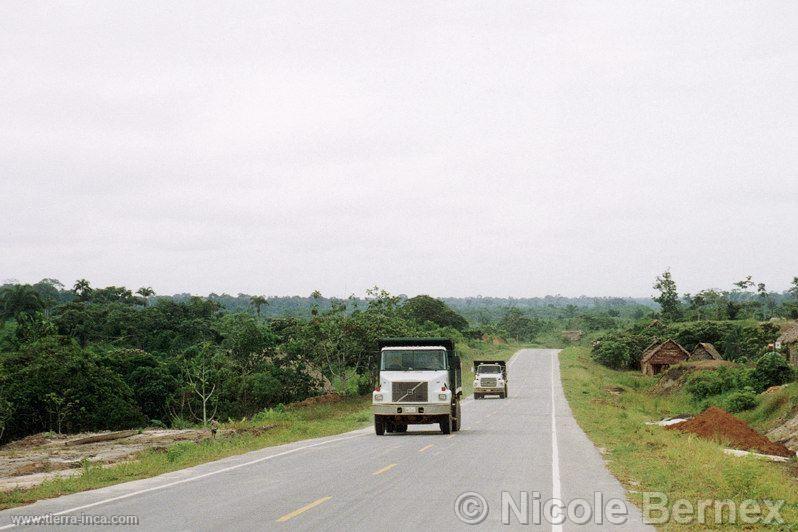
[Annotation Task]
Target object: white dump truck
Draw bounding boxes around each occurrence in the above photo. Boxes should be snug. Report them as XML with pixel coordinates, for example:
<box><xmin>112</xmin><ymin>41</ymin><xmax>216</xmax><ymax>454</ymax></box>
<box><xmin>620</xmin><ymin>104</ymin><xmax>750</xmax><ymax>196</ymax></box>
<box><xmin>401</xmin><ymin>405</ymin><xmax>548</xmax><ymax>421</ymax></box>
<box><xmin>372</xmin><ymin>338</ymin><xmax>462</xmax><ymax>435</ymax></box>
<box><xmin>473</xmin><ymin>360</ymin><xmax>508</xmax><ymax>399</ymax></box>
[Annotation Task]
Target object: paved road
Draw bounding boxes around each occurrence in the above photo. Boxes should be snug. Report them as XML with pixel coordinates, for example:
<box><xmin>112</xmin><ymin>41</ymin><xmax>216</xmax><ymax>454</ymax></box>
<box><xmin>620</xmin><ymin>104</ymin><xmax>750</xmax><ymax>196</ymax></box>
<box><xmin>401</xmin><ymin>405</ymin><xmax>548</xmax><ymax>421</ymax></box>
<box><xmin>0</xmin><ymin>349</ymin><xmax>651</xmax><ymax>531</ymax></box>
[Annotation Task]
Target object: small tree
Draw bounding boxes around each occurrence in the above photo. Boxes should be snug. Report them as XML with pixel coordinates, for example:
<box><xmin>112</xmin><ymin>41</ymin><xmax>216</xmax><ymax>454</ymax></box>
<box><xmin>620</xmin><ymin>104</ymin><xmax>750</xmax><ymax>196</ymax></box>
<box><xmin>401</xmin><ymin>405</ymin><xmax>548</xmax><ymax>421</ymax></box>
<box><xmin>250</xmin><ymin>295</ymin><xmax>268</xmax><ymax>317</ymax></box>
<box><xmin>653</xmin><ymin>270</ymin><xmax>682</xmax><ymax>321</ymax></box>
<box><xmin>45</xmin><ymin>392</ymin><xmax>75</xmax><ymax>434</ymax></box>
<box><xmin>789</xmin><ymin>277</ymin><xmax>798</xmax><ymax>304</ymax></box>
<box><xmin>756</xmin><ymin>283</ymin><xmax>772</xmax><ymax>319</ymax></box>
<box><xmin>751</xmin><ymin>352</ymin><xmax>794</xmax><ymax>393</ymax></box>
<box><xmin>183</xmin><ymin>344</ymin><xmax>222</xmax><ymax>427</ymax></box>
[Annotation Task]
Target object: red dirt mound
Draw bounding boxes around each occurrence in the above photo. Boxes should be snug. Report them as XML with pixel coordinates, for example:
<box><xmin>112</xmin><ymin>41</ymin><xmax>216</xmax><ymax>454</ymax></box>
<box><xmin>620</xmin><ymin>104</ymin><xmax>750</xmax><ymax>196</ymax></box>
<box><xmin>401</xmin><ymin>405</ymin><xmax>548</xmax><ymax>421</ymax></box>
<box><xmin>668</xmin><ymin>406</ymin><xmax>793</xmax><ymax>458</ymax></box>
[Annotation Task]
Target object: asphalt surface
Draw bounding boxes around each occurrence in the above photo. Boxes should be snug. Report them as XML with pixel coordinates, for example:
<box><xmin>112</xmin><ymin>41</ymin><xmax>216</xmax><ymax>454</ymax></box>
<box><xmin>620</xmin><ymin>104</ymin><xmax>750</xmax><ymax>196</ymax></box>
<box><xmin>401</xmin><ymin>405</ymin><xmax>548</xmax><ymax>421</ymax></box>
<box><xmin>0</xmin><ymin>349</ymin><xmax>651</xmax><ymax>531</ymax></box>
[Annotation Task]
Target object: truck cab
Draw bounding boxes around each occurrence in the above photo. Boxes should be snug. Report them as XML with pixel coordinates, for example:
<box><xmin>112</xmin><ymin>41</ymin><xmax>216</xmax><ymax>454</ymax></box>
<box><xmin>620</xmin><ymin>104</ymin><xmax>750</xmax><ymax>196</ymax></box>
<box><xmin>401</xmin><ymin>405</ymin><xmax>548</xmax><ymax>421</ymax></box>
<box><xmin>372</xmin><ymin>338</ymin><xmax>462</xmax><ymax>435</ymax></box>
<box><xmin>473</xmin><ymin>360</ymin><xmax>508</xmax><ymax>399</ymax></box>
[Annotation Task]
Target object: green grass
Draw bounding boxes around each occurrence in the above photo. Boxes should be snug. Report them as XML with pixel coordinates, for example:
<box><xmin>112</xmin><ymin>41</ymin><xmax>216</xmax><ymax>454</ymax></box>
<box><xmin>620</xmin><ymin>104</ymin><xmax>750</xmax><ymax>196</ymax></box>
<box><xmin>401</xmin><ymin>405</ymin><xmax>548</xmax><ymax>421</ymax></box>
<box><xmin>739</xmin><ymin>382</ymin><xmax>798</xmax><ymax>433</ymax></box>
<box><xmin>559</xmin><ymin>346</ymin><xmax>798</xmax><ymax>530</ymax></box>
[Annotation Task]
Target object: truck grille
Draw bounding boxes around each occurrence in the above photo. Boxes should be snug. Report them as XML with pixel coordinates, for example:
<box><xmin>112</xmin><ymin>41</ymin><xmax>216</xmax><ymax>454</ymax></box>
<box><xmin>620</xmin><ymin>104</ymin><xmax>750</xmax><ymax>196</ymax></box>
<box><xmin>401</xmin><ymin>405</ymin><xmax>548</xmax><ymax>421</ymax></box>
<box><xmin>392</xmin><ymin>381</ymin><xmax>427</xmax><ymax>402</ymax></box>
<box><xmin>480</xmin><ymin>377</ymin><xmax>497</xmax><ymax>387</ymax></box>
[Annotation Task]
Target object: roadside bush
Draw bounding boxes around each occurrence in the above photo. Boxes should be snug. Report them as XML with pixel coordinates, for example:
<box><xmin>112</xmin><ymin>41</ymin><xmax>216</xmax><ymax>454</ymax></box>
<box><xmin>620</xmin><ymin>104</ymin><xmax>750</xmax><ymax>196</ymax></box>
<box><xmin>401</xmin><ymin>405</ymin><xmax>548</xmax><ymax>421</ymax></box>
<box><xmin>723</xmin><ymin>389</ymin><xmax>758</xmax><ymax>413</ymax></box>
<box><xmin>169</xmin><ymin>416</ymin><xmax>193</xmax><ymax>429</ymax></box>
<box><xmin>685</xmin><ymin>366</ymin><xmax>753</xmax><ymax>401</ymax></box>
<box><xmin>332</xmin><ymin>369</ymin><xmax>371</xmax><ymax>397</ymax></box>
<box><xmin>592</xmin><ymin>333</ymin><xmax>654</xmax><ymax>370</ymax></box>
<box><xmin>750</xmin><ymin>352</ymin><xmax>794</xmax><ymax>393</ymax></box>
<box><xmin>251</xmin><ymin>404</ymin><xmax>288</xmax><ymax>424</ymax></box>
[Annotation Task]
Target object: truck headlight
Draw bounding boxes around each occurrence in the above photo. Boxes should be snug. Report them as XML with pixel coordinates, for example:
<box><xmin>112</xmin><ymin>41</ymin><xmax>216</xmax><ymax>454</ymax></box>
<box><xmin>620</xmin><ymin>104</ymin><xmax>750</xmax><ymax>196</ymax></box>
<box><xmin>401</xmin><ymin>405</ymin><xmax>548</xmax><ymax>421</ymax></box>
<box><xmin>473</xmin><ymin>380</ymin><xmax>478</xmax><ymax>386</ymax></box>
<box><xmin>374</xmin><ymin>394</ymin><xmax>383</xmax><ymax>401</ymax></box>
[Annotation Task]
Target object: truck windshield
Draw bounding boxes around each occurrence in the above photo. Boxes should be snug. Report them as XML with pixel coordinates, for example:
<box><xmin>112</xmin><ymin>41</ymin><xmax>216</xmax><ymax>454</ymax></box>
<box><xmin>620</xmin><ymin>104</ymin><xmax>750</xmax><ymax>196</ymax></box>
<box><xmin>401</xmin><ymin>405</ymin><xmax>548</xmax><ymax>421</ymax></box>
<box><xmin>381</xmin><ymin>349</ymin><xmax>447</xmax><ymax>371</ymax></box>
<box><xmin>478</xmin><ymin>365</ymin><xmax>501</xmax><ymax>374</ymax></box>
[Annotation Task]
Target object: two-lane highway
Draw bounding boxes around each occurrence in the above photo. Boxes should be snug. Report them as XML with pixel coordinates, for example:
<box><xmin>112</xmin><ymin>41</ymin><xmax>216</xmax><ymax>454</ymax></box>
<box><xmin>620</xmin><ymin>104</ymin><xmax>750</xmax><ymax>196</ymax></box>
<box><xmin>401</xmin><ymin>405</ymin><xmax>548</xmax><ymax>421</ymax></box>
<box><xmin>0</xmin><ymin>349</ymin><xmax>651</xmax><ymax>531</ymax></box>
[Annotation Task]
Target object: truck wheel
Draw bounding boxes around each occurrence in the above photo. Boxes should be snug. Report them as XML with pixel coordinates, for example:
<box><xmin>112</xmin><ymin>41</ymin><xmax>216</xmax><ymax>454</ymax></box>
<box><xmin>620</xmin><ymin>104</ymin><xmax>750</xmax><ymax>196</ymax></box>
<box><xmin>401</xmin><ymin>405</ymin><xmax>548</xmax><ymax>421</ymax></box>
<box><xmin>374</xmin><ymin>415</ymin><xmax>385</xmax><ymax>436</ymax></box>
<box><xmin>386</xmin><ymin>420</ymin><xmax>395</xmax><ymax>433</ymax></box>
<box><xmin>439</xmin><ymin>415</ymin><xmax>452</xmax><ymax>434</ymax></box>
<box><xmin>474</xmin><ymin>393</ymin><xmax>481</xmax><ymax>400</ymax></box>
<box><xmin>503</xmin><ymin>385</ymin><xmax>508</xmax><ymax>398</ymax></box>
<box><xmin>452</xmin><ymin>402</ymin><xmax>461</xmax><ymax>432</ymax></box>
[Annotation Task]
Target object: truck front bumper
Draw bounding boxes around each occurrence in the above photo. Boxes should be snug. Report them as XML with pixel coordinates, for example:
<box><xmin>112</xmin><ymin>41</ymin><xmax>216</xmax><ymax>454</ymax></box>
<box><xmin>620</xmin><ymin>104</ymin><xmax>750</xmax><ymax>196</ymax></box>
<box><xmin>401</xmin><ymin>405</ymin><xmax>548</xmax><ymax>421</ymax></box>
<box><xmin>372</xmin><ymin>403</ymin><xmax>451</xmax><ymax>416</ymax></box>
<box><xmin>474</xmin><ymin>386</ymin><xmax>504</xmax><ymax>393</ymax></box>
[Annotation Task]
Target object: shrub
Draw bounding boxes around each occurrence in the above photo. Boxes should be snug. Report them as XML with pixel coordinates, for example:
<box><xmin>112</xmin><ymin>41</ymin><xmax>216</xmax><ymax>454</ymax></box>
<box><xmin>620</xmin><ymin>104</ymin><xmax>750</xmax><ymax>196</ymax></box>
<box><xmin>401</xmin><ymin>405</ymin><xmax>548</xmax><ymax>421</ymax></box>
<box><xmin>724</xmin><ymin>389</ymin><xmax>758</xmax><ymax>413</ymax></box>
<box><xmin>251</xmin><ymin>406</ymin><xmax>288</xmax><ymax>424</ymax></box>
<box><xmin>170</xmin><ymin>416</ymin><xmax>194</xmax><ymax>429</ymax></box>
<box><xmin>332</xmin><ymin>369</ymin><xmax>371</xmax><ymax>397</ymax></box>
<box><xmin>592</xmin><ymin>334</ymin><xmax>653</xmax><ymax>370</ymax></box>
<box><xmin>750</xmin><ymin>352</ymin><xmax>794</xmax><ymax>393</ymax></box>
<box><xmin>685</xmin><ymin>366</ymin><xmax>753</xmax><ymax>401</ymax></box>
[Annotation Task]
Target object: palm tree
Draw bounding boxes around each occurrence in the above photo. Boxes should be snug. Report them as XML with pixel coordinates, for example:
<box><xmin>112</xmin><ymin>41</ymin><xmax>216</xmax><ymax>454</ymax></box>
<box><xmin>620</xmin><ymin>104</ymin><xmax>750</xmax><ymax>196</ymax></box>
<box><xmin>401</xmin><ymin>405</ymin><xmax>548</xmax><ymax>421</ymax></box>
<box><xmin>250</xmin><ymin>295</ymin><xmax>268</xmax><ymax>317</ymax></box>
<box><xmin>73</xmin><ymin>279</ymin><xmax>92</xmax><ymax>301</ymax></box>
<box><xmin>136</xmin><ymin>287</ymin><xmax>155</xmax><ymax>306</ymax></box>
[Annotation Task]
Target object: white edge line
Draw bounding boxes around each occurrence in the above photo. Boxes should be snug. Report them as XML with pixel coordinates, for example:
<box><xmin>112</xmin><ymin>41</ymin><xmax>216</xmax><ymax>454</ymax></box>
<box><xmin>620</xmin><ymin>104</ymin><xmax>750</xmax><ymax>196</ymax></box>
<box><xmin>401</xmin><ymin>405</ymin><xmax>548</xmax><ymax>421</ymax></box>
<box><xmin>506</xmin><ymin>348</ymin><xmax>522</xmax><ymax>368</ymax></box>
<box><xmin>551</xmin><ymin>350</ymin><xmax>563</xmax><ymax>532</ymax></box>
<box><xmin>0</xmin><ymin>432</ymin><xmax>365</xmax><ymax>530</ymax></box>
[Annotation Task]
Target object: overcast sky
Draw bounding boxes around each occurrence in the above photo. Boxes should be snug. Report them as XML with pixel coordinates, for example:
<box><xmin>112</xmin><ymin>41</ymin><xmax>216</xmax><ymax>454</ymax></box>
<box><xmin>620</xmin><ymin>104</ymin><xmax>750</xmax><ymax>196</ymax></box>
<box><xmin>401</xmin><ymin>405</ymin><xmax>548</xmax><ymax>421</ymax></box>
<box><xmin>2</xmin><ymin>2</ymin><xmax>797</xmax><ymax>298</ymax></box>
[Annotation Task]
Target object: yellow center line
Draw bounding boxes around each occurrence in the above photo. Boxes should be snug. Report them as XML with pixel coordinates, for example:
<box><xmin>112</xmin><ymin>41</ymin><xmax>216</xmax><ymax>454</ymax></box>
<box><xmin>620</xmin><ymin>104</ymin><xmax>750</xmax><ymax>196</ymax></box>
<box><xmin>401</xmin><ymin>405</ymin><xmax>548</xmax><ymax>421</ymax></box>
<box><xmin>373</xmin><ymin>463</ymin><xmax>397</xmax><ymax>475</ymax></box>
<box><xmin>418</xmin><ymin>444</ymin><xmax>434</xmax><ymax>453</ymax></box>
<box><xmin>276</xmin><ymin>496</ymin><xmax>332</xmax><ymax>522</ymax></box>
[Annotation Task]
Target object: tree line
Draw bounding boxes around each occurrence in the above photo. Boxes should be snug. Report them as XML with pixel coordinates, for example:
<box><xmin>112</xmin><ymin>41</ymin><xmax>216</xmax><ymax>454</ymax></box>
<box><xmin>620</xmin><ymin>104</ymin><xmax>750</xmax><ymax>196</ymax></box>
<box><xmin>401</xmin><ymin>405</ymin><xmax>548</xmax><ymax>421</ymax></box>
<box><xmin>0</xmin><ymin>280</ymin><xmax>533</xmax><ymax>442</ymax></box>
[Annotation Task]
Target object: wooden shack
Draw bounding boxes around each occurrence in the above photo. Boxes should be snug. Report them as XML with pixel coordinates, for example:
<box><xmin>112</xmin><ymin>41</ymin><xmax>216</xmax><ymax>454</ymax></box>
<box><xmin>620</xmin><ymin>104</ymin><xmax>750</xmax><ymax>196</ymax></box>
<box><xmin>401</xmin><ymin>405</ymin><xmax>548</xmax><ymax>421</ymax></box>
<box><xmin>641</xmin><ymin>339</ymin><xmax>690</xmax><ymax>375</ymax></box>
<box><xmin>561</xmin><ymin>330</ymin><xmax>583</xmax><ymax>343</ymax></box>
<box><xmin>689</xmin><ymin>342</ymin><xmax>722</xmax><ymax>361</ymax></box>
<box><xmin>777</xmin><ymin>323</ymin><xmax>798</xmax><ymax>367</ymax></box>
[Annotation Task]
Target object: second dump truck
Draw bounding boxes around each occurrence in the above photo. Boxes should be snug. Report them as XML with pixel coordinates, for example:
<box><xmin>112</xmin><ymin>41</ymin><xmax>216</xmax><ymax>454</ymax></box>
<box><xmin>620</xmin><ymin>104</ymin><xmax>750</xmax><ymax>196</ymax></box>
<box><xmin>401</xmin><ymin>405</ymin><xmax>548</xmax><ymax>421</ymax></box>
<box><xmin>473</xmin><ymin>360</ymin><xmax>508</xmax><ymax>399</ymax></box>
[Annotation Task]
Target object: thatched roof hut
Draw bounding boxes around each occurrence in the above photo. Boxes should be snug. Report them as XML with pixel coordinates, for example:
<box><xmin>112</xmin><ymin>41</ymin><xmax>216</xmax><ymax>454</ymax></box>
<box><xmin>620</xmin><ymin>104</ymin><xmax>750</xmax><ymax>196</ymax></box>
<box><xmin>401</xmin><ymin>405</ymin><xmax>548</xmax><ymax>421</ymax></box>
<box><xmin>561</xmin><ymin>330</ymin><xmax>583</xmax><ymax>343</ymax></box>
<box><xmin>641</xmin><ymin>339</ymin><xmax>690</xmax><ymax>376</ymax></box>
<box><xmin>777</xmin><ymin>323</ymin><xmax>798</xmax><ymax>366</ymax></box>
<box><xmin>777</xmin><ymin>323</ymin><xmax>798</xmax><ymax>346</ymax></box>
<box><xmin>689</xmin><ymin>342</ymin><xmax>722</xmax><ymax>361</ymax></box>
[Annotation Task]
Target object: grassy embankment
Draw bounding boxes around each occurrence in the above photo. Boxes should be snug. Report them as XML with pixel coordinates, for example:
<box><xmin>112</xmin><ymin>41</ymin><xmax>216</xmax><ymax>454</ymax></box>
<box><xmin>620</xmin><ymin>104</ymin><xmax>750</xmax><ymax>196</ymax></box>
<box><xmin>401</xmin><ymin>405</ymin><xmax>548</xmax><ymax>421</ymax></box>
<box><xmin>1</xmin><ymin>340</ymin><xmax>525</xmax><ymax>510</ymax></box>
<box><xmin>559</xmin><ymin>346</ymin><xmax>798</xmax><ymax>530</ymax></box>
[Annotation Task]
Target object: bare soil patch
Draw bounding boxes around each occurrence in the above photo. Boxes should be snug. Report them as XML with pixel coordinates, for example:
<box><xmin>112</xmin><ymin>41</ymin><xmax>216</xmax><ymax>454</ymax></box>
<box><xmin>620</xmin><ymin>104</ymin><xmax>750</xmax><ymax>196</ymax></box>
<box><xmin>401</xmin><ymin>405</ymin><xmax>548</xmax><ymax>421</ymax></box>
<box><xmin>0</xmin><ymin>425</ymin><xmax>274</xmax><ymax>492</ymax></box>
